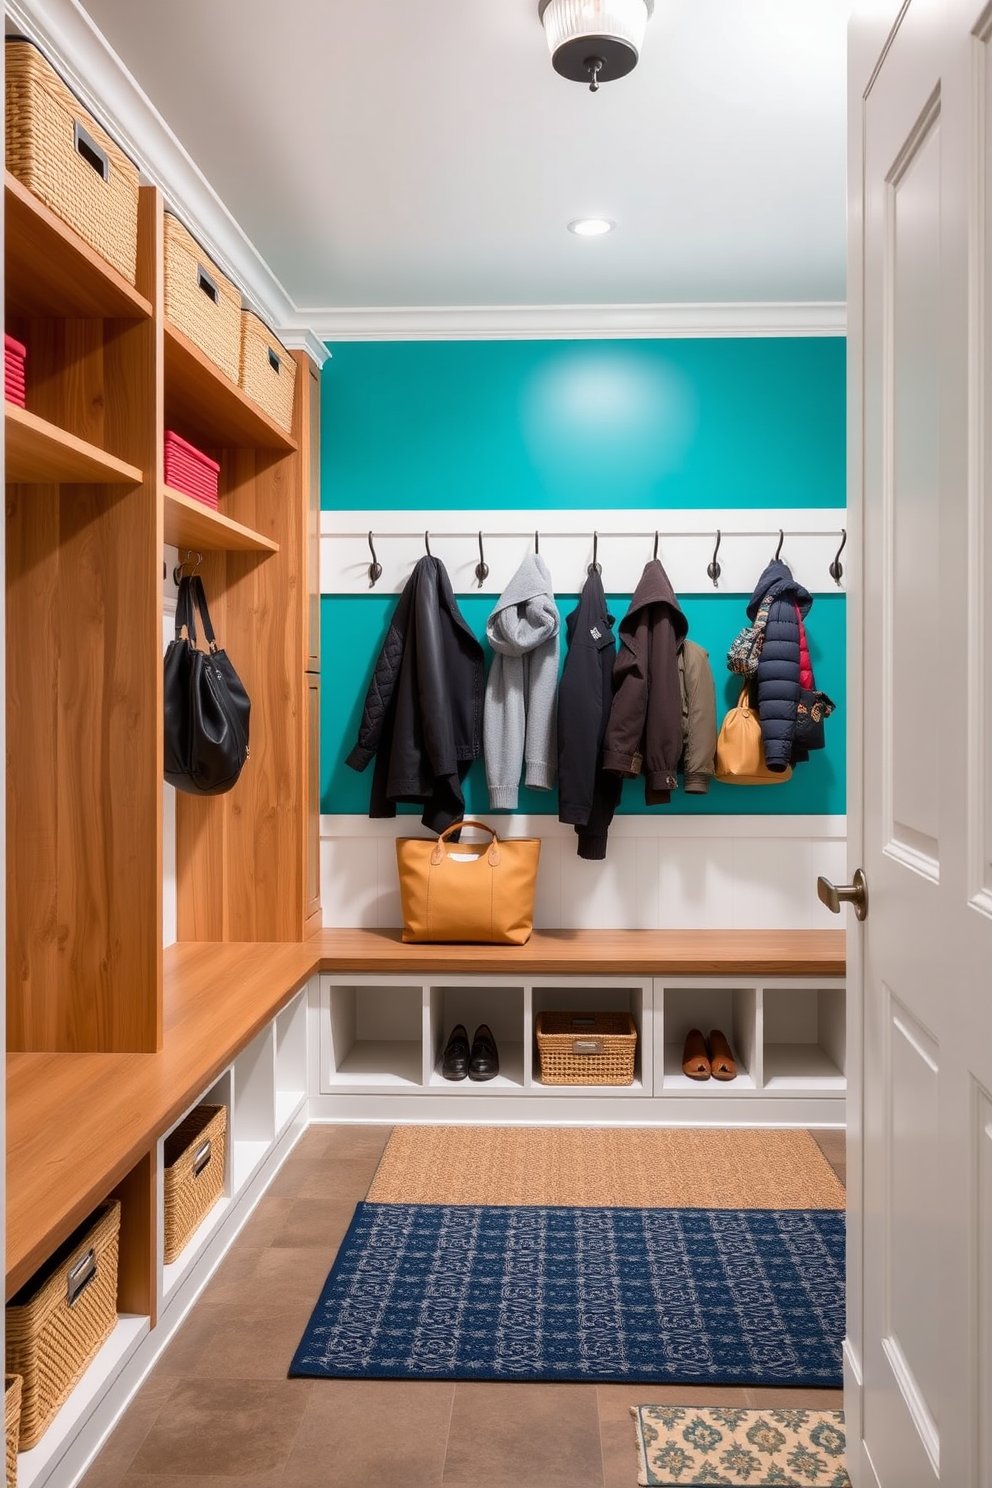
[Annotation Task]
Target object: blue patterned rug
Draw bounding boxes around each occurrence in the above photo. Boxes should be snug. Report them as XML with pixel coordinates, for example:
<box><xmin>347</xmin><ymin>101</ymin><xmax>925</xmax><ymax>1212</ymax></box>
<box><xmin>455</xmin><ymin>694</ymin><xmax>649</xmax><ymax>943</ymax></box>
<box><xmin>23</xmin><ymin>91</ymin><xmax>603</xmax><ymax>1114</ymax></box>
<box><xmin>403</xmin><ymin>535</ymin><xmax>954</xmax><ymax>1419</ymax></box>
<box><xmin>288</xmin><ymin>1204</ymin><xmax>845</xmax><ymax>1385</ymax></box>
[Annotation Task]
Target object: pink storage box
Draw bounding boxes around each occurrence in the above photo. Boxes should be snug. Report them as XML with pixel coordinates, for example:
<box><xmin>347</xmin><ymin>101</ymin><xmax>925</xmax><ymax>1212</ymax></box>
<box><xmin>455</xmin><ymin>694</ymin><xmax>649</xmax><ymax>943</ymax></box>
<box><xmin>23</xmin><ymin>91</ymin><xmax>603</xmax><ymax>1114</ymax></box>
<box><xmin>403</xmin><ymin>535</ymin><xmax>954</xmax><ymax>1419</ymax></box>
<box><xmin>164</xmin><ymin>430</ymin><xmax>220</xmax><ymax>508</ymax></box>
<box><xmin>6</xmin><ymin>333</ymin><xmax>27</xmax><ymax>406</ymax></box>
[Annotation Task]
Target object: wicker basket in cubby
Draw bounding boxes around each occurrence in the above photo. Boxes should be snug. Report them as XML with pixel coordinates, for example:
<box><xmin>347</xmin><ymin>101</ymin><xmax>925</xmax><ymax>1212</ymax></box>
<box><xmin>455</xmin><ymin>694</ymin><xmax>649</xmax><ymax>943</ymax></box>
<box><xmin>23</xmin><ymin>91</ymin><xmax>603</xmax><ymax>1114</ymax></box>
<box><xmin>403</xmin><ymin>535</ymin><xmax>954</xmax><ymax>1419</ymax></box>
<box><xmin>163</xmin><ymin>1104</ymin><xmax>227</xmax><ymax>1265</ymax></box>
<box><xmin>5</xmin><ymin>1201</ymin><xmax>120</xmax><ymax>1451</ymax></box>
<box><xmin>5</xmin><ymin>39</ymin><xmax>139</xmax><ymax>284</ymax></box>
<box><xmin>239</xmin><ymin>311</ymin><xmax>296</xmax><ymax>433</ymax></box>
<box><xmin>4</xmin><ymin>1375</ymin><xmax>21</xmax><ymax>1488</ymax></box>
<box><xmin>535</xmin><ymin>1011</ymin><xmax>637</xmax><ymax>1086</ymax></box>
<box><xmin>163</xmin><ymin>213</ymin><xmax>241</xmax><ymax>383</ymax></box>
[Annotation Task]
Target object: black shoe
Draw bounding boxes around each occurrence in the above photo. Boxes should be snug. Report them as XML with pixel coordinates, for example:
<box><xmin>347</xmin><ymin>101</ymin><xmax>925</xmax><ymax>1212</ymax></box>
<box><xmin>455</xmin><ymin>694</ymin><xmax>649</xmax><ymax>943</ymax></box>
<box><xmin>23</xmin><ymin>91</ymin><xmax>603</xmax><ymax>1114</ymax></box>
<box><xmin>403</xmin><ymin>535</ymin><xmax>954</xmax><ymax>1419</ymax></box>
<box><xmin>469</xmin><ymin>1024</ymin><xmax>499</xmax><ymax>1082</ymax></box>
<box><xmin>441</xmin><ymin>1023</ymin><xmax>470</xmax><ymax>1080</ymax></box>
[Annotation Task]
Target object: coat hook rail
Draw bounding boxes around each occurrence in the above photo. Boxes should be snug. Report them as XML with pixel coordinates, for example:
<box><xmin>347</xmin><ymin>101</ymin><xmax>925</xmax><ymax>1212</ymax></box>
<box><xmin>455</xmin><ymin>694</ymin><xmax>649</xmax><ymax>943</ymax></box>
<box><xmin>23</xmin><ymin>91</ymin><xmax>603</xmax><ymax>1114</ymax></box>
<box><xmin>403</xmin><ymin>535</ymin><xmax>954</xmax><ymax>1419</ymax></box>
<box><xmin>324</xmin><ymin>526</ymin><xmax>849</xmax><ymax>591</ymax></box>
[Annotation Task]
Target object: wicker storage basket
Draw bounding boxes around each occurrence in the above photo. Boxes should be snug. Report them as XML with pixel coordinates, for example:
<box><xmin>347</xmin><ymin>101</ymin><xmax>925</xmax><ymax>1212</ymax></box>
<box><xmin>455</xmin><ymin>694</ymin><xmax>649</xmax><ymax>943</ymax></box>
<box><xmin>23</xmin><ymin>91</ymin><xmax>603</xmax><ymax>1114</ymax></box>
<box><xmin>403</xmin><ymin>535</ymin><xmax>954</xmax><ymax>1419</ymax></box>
<box><xmin>163</xmin><ymin>1105</ymin><xmax>227</xmax><ymax>1265</ymax></box>
<box><xmin>535</xmin><ymin>1011</ymin><xmax>637</xmax><ymax>1086</ymax></box>
<box><xmin>5</xmin><ymin>39</ymin><xmax>139</xmax><ymax>284</ymax></box>
<box><xmin>5</xmin><ymin>1202</ymin><xmax>120</xmax><ymax>1451</ymax></box>
<box><xmin>239</xmin><ymin>312</ymin><xmax>297</xmax><ymax>433</ymax></box>
<box><xmin>163</xmin><ymin>213</ymin><xmax>241</xmax><ymax>383</ymax></box>
<box><xmin>4</xmin><ymin>1376</ymin><xmax>21</xmax><ymax>1488</ymax></box>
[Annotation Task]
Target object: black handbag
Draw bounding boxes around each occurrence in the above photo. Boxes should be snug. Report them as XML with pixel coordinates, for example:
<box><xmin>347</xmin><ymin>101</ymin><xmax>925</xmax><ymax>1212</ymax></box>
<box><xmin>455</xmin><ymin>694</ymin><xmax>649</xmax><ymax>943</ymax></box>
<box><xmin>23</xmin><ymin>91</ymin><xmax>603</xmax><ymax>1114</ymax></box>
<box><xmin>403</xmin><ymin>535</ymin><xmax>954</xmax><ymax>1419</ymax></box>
<box><xmin>164</xmin><ymin>574</ymin><xmax>250</xmax><ymax>795</ymax></box>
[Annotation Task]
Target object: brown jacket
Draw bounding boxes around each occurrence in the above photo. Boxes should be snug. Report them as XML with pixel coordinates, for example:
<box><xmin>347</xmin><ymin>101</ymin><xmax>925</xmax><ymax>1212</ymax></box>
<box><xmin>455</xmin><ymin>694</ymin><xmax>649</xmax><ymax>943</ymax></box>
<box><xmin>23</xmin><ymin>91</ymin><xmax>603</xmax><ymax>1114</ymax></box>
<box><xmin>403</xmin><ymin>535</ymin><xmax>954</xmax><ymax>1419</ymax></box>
<box><xmin>602</xmin><ymin>560</ymin><xmax>688</xmax><ymax>804</ymax></box>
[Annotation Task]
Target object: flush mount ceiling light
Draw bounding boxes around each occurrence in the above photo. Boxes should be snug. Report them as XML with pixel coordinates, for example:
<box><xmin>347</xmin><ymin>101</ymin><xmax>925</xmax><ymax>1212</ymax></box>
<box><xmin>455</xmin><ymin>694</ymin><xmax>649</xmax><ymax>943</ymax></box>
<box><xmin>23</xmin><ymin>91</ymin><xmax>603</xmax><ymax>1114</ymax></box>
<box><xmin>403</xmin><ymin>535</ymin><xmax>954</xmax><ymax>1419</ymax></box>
<box><xmin>568</xmin><ymin>218</ymin><xmax>615</xmax><ymax>236</ymax></box>
<box><xmin>538</xmin><ymin>0</ymin><xmax>654</xmax><ymax>91</ymax></box>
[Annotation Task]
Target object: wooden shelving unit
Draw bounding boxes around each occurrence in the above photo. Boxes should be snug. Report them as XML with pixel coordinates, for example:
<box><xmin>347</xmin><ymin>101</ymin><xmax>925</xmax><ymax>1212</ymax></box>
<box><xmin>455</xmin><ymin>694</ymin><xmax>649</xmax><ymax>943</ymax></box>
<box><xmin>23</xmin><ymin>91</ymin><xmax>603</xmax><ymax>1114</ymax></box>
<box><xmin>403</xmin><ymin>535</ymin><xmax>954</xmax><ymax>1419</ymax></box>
<box><xmin>5</xmin><ymin>404</ymin><xmax>144</xmax><ymax>485</ymax></box>
<box><xmin>4</xmin><ymin>161</ymin><xmax>321</xmax><ymax>1486</ymax></box>
<box><xmin>163</xmin><ymin>485</ymin><xmax>279</xmax><ymax>553</ymax></box>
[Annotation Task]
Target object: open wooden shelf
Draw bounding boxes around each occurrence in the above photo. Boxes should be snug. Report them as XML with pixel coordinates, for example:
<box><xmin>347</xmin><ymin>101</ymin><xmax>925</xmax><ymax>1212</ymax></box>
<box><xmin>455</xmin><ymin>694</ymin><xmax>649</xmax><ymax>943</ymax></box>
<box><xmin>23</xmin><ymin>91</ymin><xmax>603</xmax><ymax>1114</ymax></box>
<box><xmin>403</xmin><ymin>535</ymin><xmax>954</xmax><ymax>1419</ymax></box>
<box><xmin>4</xmin><ymin>172</ymin><xmax>153</xmax><ymax>320</ymax></box>
<box><xmin>164</xmin><ymin>323</ymin><xmax>297</xmax><ymax>452</ymax></box>
<box><xmin>163</xmin><ymin>485</ymin><xmax>279</xmax><ymax>553</ymax></box>
<box><xmin>5</xmin><ymin>403</ymin><xmax>144</xmax><ymax>484</ymax></box>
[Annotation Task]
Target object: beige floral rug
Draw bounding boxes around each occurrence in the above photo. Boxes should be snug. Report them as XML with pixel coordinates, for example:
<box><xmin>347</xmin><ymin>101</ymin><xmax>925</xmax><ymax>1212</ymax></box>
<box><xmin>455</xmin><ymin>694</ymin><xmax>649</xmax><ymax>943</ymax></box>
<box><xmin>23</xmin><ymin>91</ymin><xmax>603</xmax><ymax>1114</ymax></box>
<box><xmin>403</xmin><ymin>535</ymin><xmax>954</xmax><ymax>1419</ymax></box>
<box><xmin>631</xmin><ymin>1406</ymin><xmax>850</xmax><ymax>1486</ymax></box>
<box><xmin>367</xmin><ymin>1126</ymin><xmax>845</xmax><ymax>1209</ymax></box>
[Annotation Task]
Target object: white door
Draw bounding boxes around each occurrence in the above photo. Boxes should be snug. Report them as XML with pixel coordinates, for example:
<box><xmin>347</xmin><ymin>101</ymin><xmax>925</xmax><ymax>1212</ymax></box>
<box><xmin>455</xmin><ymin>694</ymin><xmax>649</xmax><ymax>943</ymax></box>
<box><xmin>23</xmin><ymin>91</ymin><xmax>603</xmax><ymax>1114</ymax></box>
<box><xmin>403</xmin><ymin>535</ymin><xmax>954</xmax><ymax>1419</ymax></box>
<box><xmin>848</xmin><ymin>1</ymin><xmax>992</xmax><ymax>1484</ymax></box>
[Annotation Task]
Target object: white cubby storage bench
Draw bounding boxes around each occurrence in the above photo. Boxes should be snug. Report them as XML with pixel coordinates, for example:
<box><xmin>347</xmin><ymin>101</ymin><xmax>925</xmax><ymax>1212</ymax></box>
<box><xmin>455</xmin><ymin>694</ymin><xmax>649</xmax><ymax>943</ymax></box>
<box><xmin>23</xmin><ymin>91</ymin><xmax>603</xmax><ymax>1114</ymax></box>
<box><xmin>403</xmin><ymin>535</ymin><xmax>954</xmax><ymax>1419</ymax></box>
<box><xmin>309</xmin><ymin>928</ymin><xmax>847</xmax><ymax>1127</ymax></box>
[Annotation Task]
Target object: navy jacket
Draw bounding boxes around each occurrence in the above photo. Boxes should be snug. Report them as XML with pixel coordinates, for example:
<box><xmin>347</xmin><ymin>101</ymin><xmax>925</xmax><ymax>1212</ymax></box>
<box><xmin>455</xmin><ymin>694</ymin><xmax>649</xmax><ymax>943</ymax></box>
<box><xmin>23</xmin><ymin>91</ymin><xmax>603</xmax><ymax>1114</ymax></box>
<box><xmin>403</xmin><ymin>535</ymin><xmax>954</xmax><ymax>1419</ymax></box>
<box><xmin>556</xmin><ymin>569</ymin><xmax>622</xmax><ymax>860</ymax></box>
<box><xmin>346</xmin><ymin>556</ymin><xmax>484</xmax><ymax>832</ymax></box>
<box><xmin>746</xmin><ymin>559</ymin><xmax>813</xmax><ymax>772</ymax></box>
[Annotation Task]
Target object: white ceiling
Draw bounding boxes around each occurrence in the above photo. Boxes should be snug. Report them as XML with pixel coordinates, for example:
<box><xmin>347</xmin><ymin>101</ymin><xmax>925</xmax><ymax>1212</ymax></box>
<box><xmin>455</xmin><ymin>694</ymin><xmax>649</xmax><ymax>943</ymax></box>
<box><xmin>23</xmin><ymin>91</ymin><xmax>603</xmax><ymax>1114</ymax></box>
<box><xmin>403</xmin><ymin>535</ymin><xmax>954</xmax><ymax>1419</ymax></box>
<box><xmin>75</xmin><ymin>0</ymin><xmax>850</xmax><ymax>321</ymax></box>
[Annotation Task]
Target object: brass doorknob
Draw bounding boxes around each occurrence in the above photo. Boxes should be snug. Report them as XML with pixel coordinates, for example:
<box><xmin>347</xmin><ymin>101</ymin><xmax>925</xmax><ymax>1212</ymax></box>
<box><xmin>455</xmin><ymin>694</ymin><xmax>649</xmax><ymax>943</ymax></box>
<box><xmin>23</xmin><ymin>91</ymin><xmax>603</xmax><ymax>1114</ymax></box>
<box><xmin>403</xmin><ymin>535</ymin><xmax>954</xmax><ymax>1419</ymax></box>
<box><xmin>817</xmin><ymin>868</ymin><xmax>868</xmax><ymax>921</ymax></box>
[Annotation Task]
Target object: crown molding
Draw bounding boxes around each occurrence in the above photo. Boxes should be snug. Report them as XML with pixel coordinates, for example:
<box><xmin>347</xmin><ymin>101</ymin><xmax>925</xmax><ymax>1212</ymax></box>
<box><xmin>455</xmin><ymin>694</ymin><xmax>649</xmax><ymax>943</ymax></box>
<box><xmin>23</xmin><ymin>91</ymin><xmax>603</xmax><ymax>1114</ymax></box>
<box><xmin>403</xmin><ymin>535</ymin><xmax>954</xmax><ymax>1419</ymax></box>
<box><xmin>279</xmin><ymin>328</ymin><xmax>333</xmax><ymax>369</ymax></box>
<box><xmin>6</xmin><ymin>0</ymin><xmax>303</xmax><ymax>336</ymax></box>
<box><xmin>306</xmin><ymin>300</ymin><xmax>847</xmax><ymax>342</ymax></box>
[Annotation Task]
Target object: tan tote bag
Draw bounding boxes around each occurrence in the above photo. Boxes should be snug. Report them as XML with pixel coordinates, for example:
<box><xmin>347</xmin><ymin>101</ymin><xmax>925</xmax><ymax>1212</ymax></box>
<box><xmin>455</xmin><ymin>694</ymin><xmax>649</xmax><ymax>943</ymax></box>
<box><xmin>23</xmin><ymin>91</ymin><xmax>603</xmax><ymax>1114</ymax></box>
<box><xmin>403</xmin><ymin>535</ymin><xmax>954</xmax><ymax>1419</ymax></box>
<box><xmin>395</xmin><ymin>820</ymin><xmax>541</xmax><ymax>944</ymax></box>
<box><xmin>715</xmin><ymin>684</ymin><xmax>792</xmax><ymax>784</ymax></box>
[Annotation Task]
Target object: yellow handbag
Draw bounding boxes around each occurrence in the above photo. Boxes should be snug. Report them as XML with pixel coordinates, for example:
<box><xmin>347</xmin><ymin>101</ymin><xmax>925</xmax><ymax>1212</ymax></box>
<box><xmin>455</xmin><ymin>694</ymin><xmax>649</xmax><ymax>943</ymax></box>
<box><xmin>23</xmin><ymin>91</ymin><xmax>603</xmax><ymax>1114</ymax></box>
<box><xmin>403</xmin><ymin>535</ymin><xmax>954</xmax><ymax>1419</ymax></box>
<box><xmin>395</xmin><ymin>819</ymin><xmax>541</xmax><ymax>944</ymax></box>
<box><xmin>715</xmin><ymin>684</ymin><xmax>792</xmax><ymax>784</ymax></box>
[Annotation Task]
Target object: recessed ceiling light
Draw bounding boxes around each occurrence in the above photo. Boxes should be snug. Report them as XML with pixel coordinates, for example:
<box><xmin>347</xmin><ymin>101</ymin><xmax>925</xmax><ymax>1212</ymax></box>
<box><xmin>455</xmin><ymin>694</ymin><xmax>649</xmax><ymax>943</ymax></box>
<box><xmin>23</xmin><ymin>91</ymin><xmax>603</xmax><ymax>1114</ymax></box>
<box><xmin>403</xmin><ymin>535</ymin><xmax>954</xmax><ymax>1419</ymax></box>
<box><xmin>568</xmin><ymin>218</ymin><xmax>615</xmax><ymax>237</ymax></box>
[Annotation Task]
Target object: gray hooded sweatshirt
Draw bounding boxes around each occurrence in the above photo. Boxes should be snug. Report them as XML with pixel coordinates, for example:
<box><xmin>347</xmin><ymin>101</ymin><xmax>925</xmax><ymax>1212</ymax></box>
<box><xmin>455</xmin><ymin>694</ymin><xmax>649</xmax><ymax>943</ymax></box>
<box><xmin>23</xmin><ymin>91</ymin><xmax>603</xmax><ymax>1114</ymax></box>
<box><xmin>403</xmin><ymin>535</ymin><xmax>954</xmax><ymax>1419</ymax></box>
<box><xmin>484</xmin><ymin>553</ymin><xmax>560</xmax><ymax>809</ymax></box>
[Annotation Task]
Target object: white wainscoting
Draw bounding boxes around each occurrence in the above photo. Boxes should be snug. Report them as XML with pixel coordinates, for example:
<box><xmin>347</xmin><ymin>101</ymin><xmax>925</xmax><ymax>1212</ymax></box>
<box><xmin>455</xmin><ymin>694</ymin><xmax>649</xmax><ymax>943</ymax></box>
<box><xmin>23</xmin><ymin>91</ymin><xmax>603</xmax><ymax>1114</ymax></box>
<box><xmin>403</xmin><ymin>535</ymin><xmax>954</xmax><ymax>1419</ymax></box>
<box><xmin>320</xmin><ymin>814</ymin><xmax>847</xmax><ymax>932</ymax></box>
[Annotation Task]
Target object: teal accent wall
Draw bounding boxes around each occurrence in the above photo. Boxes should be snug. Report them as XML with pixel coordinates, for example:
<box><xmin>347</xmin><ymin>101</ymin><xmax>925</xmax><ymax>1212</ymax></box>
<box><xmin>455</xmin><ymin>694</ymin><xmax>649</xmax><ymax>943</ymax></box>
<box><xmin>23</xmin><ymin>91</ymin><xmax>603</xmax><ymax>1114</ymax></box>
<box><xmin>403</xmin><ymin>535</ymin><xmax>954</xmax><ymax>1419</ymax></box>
<box><xmin>321</xmin><ymin>591</ymin><xmax>846</xmax><ymax>818</ymax></box>
<box><xmin>320</xmin><ymin>337</ymin><xmax>847</xmax><ymax>817</ymax></box>
<box><xmin>322</xmin><ymin>339</ymin><xmax>845</xmax><ymax>512</ymax></box>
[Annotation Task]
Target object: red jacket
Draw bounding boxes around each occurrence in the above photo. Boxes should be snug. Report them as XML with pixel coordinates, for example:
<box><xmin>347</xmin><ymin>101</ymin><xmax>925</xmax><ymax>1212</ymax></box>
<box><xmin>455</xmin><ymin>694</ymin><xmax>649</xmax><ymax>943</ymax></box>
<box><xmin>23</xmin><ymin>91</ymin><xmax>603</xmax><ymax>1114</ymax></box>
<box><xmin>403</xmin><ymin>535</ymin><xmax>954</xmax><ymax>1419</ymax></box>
<box><xmin>602</xmin><ymin>559</ymin><xmax>688</xmax><ymax>804</ymax></box>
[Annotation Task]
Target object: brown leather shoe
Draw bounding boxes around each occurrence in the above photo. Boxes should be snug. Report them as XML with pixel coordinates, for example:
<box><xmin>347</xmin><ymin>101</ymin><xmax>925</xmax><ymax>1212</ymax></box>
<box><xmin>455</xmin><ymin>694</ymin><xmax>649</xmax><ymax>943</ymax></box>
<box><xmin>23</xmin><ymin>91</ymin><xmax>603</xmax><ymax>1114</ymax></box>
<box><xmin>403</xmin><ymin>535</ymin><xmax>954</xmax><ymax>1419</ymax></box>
<box><xmin>682</xmin><ymin>1027</ymin><xmax>711</xmax><ymax>1080</ymax></box>
<box><xmin>708</xmin><ymin>1028</ymin><xmax>737</xmax><ymax>1080</ymax></box>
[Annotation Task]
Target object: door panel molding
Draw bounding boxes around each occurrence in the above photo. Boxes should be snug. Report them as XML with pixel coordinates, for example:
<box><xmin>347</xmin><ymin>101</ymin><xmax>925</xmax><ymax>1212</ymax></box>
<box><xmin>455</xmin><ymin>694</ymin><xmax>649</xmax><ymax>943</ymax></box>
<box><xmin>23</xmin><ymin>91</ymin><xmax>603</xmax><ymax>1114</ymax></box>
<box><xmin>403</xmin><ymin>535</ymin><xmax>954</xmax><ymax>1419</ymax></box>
<box><xmin>883</xmin><ymin>93</ymin><xmax>943</xmax><ymax>871</ymax></box>
<box><xmin>880</xmin><ymin>1334</ymin><xmax>940</xmax><ymax>1472</ymax></box>
<box><xmin>883</xmin><ymin>985</ymin><xmax>940</xmax><ymax>1450</ymax></box>
<box><xmin>971</xmin><ymin>28</ymin><xmax>992</xmax><ymax>913</ymax></box>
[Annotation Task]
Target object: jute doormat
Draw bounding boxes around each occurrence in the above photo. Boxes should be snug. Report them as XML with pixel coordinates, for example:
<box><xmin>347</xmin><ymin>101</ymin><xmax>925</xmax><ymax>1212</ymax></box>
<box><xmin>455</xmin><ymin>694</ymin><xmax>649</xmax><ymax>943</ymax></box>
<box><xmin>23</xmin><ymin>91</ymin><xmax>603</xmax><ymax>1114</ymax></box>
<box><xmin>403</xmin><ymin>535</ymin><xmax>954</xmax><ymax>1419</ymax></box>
<box><xmin>366</xmin><ymin>1127</ymin><xmax>845</xmax><ymax>1210</ymax></box>
<box><xmin>631</xmin><ymin>1405</ymin><xmax>850</xmax><ymax>1486</ymax></box>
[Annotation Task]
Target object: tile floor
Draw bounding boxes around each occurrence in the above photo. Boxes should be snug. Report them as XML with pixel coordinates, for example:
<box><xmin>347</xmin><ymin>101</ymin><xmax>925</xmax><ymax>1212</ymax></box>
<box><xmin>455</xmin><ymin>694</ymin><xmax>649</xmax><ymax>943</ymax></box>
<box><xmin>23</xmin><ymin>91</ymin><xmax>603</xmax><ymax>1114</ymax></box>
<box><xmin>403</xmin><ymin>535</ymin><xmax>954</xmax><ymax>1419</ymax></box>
<box><xmin>79</xmin><ymin>1125</ymin><xmax>846</xmax><ymax>1488</ymax></box>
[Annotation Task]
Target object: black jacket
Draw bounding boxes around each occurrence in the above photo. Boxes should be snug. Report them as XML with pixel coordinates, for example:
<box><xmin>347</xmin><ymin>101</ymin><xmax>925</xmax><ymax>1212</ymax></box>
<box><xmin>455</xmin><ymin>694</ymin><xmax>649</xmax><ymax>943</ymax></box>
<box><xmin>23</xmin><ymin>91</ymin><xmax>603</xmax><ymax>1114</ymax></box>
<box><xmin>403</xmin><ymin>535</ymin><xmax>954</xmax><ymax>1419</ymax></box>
<box><xmin>746</xmin><ymin>559</ymin><xmax>813</xmax><ymax>773</ymax></box>
<box><xmin>556</xmin><ymin>569</ymin><xmax>622</xmax><ymax>861</ymax></box>
<box><xmin>346</xmin><ymin>556</ymin><xmax>485</xmax><ymax>832</ymax></box>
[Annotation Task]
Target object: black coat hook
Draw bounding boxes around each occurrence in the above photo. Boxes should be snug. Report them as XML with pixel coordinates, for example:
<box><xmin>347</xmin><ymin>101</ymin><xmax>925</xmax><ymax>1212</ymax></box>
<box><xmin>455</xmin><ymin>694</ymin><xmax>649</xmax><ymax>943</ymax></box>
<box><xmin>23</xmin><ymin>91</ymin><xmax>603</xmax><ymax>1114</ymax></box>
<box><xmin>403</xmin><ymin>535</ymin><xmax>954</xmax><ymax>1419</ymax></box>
<box><xmin>653</xmin><ymin>531</ymin><xmax>659</xmax><ymax>561</ymax></box>
<box><xmin>707</xmin><ymin>530</ymin><xmax>722</xmax><ymax>587</ymax></box>
<box><xmin>588</xmin><ymin>531</ymin><xmax>601</xmax><ymax>575</ymax></box>
<box><xmin>829</xmin><ymin>528</ymin><xmax>847</xmax><ymax>586</ymax></box>
<box><xmin>475</xmin><ymin>532</ymin><xmax>489</xmax><ymax>586</ymax></box>
<box><xmin>367</xmin><ymin>531</ymin><xmax>382</xmax><ymax>589</ymax></box>
<box><xmin>424</xmin><ymin>531</ymin><xmax>432</xmax><ymax>557</ymax></box>
<box><xmin>534</xmin><ymin>530</ymin><xmax>540</xmax><ymax>554</ymax></box>
<box><xmin>774</xmin><ymin>529</ymin><xmax>785</xmax><ymax>560</ymax></box>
